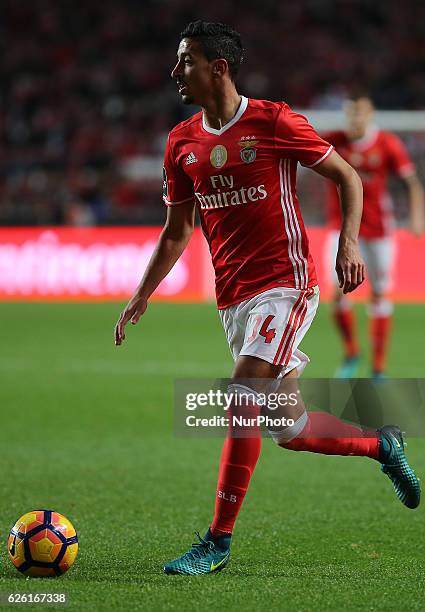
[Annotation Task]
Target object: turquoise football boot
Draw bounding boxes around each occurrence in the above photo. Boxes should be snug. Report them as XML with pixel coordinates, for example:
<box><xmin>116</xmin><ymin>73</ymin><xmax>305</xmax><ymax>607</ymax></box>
<box><xmin>378</xmin><ymin>425</ymin><xmax>420</xmax><ymax>509</ymax></box>
<box><xmin>164</xmin><ymin>531</ymin><xmax>231</xmax><ymax>575</ymax></box>
<box><xmin>372</xmin><ymin>371</ymin><xmax>387</xmax><ymax>382</ymax></box>
<box><xmin>335</xmin><ymin>355</ymin><xmax>360</xmax><ymax>379</ymax></box>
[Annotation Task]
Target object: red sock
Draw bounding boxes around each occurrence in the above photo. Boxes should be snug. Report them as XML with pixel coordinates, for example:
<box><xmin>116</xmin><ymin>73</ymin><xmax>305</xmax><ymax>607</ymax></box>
<box><xmin>210</xmin><ymin>402</ymin><xmax>261</xmax><ymax>536</ymax></box>
<box><xmin>281</xmin><ymin>412</ymin><xmax>379</xmax><ymax>458</ymax></box>
<box><xmin>370</xmin><ymin>314</ymin><xmax>392</xmax><ymax>373</ymax></box>
<box><xmin>333</xmin><ymin>304</ymin><xmax>358</xmax><ymax>358</ymax></box>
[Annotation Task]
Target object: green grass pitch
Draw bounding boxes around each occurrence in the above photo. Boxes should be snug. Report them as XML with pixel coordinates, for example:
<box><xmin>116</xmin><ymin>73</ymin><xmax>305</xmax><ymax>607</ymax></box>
<box><xmin>0</xmin><ymin>302</ymin><xmax>424</xmax><ymax>611</ymax></box>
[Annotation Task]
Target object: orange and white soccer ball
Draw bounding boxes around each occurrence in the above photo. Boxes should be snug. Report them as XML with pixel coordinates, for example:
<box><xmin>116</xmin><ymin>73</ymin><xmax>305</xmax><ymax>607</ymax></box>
<box><xmin>8</xmin><ymin>510</ymin><xmax>78</xmax><ymax>577</ymax></box>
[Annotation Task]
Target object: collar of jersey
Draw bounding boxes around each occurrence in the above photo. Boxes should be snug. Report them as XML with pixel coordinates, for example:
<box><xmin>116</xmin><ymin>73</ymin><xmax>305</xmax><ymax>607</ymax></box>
<box><xmin>202</xmin><ymin>96</ymin><xmax>248</xmax><ymax>136</ymax></box>
<box><xmin>349</xmin><ymin>125</ymin><xmax>379</xmax><ymax>151</ymax></box>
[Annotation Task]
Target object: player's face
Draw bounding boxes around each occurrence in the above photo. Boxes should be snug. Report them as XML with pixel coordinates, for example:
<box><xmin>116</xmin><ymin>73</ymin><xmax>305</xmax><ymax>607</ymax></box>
<box><xmin>344</xmin><ymin>98</ymin><xmax>375</xmax><ymax>139</ymax></box>
<box><xmin>171</xmin><ymin>38</ymin><xmax>215</xmax><ymax>106</ymax></box>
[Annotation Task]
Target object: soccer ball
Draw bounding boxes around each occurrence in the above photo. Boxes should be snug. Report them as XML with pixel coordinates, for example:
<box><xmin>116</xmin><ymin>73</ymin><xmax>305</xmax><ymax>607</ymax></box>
<box><xmin>8</xmin><ymin>510</ymin><xmax>78</xmax><ymax>577</ymax></box>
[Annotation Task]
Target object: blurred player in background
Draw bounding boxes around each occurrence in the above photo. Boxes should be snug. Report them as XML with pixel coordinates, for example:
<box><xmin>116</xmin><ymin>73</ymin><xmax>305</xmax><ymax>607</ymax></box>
<box><xmin>324</xmin><ymin>94</ymin><xmax>425</xmax><ymax>378</ymax></box>
<box><xmin>115</xmin><ymin>23</ymin><xmax>420</xmax><ymax>575</ymax></box>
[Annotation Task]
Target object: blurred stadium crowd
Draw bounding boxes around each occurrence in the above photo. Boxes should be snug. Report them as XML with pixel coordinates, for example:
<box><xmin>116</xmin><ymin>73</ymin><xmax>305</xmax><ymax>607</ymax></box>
<box><xmin>1</xmin><ymin>0</ymin><xmax>423</xmax><ymax>226</ymax></box>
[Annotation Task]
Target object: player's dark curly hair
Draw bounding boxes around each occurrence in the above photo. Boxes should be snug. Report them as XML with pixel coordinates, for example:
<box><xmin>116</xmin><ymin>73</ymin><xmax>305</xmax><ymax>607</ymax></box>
<box><xmin>180</xmin><ymin>20</ymin><xmax>244</xmax><ymax>81</ymax></box>
<box><xmin>347</xmin><ymin>87</ymin><xmax>375</xmax><ymax>105</ymax></box>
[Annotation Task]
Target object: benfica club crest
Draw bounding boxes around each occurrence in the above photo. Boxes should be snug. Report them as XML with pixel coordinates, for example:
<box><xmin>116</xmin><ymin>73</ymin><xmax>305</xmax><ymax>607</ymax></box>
<box><xmin>238</xmin><ymin>136</ymin><xmax>259</xmax><ymax>164</ymax></box>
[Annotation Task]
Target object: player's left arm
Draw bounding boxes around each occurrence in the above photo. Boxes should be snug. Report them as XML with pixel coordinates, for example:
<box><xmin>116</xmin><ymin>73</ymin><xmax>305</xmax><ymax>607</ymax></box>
<box><xmin>274</xmin><ymin>106</ymin><xmax>365</xmax><ymax>293</ymax></box>
<box><xmin>387</xmin><ymin>132</ymin><xmax>425</xmax><ymax>237</ymax></box>
<box><xmin>313</xmin><ymin>151</ymin><xmax>366</xmax><ymax>293</ymax></box>
<box><xmin>402</xmin><ymin>173</ymin><xmax>425</xmax><ymax>237</ymax></box>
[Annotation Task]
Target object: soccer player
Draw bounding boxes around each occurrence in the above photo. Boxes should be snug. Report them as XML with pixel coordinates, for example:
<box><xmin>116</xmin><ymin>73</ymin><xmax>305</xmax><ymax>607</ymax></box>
<box><xmin>324</xmin><ymin>94</ymin><xmax>425</xmax><ymax>378</ymax></box>
<box><xmin>114</xmin><ymin>22</ymin><xmax>420</xmax><ymax>575</ymax></box>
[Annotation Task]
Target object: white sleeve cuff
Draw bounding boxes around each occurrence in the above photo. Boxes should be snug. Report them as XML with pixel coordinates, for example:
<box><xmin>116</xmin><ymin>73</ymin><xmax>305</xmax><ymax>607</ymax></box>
<box><xmin>163</xmin><ymin>195</ymin><xmax>194</xmax><ymax>207</ymax></box>
<box><xmin>302</xmin><ymin>145</ymin><xmax>334</xmax><ymax>168</ymax></box>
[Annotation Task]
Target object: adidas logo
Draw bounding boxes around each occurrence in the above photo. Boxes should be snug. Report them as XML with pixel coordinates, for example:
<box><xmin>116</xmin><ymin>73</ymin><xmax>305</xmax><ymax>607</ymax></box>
<box><xmin>185</xmin><ymin>152</ymin><xmax>198</xmax><ymax>165</ymax></box>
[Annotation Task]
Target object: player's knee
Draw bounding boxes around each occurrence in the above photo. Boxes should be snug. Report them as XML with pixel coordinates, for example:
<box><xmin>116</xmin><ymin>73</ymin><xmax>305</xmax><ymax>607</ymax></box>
<box><xmin>227</xmin><ymin>382</ymin><xmax>260</xmax><ymax>405</ymax></box>
<box><xmin>225</xmin><ymin>383</ymin><xmax>262</xmax><ymax>436</ymax></box>
<box><xmin>269</xmin><ymin>410</ymin><xmax>309</xmax><ymax>445</ymax></box>
<box><xmin>334</xmin><ymin>294</ymin><xmax>351</xmax><ymax>311</ymax></box>
<box><xmin>226</xmin><ymin>382</ymin><xmax>309</xmax><ymax>443</ymax></box>
<box><xmin>368</xmin><ymin>297</ymin><xmax>393</xmax><ymax>317</ymax></box>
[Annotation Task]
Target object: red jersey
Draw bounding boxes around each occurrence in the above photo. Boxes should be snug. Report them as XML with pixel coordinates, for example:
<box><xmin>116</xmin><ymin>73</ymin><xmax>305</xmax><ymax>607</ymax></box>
<box><xmin>324</xmin><ymin>128</ymin><xmax>415</xmax><ymax>239</ymax></box>
<box><xmin>163</xmin><ymin>96</ymin><xmax>333</xmax><ymax>309</ymax></box>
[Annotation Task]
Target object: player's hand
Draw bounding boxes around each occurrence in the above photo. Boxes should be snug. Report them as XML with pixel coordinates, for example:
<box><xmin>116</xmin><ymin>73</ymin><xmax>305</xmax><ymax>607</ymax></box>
<box><xmin>409</xmin><ymin>209</ymin><xmax>425</xmax><ymax>238</ymax></box>
<box><xmin>114</xmin><ymin>294</ymin><xmax>148</xmax><ymax>346</ymax></box>
<box><xmin>335</xmin><ymin>239</ymin><xmax>365</xmax><ymax>294</ymax></box>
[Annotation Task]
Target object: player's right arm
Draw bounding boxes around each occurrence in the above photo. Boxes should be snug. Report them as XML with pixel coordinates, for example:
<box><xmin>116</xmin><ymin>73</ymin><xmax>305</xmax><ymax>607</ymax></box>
<box><xmin>114</xmin><ymin>200</ymin><xmax>195</xmax><ymax>346</ymax></box>
<box><xmin>115</xmin><ymin>131</ymin><xmax>195</xmax><ymax>346</ymax></box>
